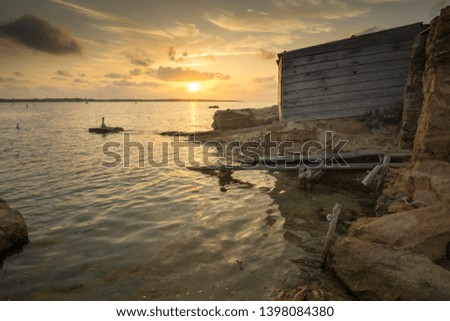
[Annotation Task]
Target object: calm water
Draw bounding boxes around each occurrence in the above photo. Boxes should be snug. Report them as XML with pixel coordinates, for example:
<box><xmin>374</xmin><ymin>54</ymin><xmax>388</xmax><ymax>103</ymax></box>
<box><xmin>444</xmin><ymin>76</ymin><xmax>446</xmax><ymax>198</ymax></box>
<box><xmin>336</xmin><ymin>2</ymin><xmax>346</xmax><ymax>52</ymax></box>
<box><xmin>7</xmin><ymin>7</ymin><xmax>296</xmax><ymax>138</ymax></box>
<box><xmin>0</xmin><ymin>101</ymin><xmax>363</xmax><ymax>300</ymax></box>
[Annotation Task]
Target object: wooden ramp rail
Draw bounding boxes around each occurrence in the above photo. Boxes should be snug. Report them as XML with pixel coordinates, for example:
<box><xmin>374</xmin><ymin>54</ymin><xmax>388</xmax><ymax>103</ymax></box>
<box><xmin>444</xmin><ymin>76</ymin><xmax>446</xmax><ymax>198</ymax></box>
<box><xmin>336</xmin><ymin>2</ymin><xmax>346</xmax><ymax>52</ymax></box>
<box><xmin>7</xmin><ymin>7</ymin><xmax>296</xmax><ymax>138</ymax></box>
<box><xmin>186</xmin><ymin>162</ymin><xmax>408</xmax><ymax>172</ymax></box>
<box><xmin>237</xmin><ymin>149</ymin><xmax>412</xmax><ymax>164</ymax></box>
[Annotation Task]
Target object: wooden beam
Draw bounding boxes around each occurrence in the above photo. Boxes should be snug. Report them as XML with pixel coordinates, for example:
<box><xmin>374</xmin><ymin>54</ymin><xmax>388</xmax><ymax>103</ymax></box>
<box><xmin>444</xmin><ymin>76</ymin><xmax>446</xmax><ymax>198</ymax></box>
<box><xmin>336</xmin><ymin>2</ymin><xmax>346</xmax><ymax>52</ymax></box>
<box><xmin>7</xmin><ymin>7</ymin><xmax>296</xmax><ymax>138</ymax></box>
<box><xmin>186</xmin><ymin>162</ymin><xmax>408</xmax><ymax>171</ymax></box>
<box><xmin>239</xmin><ymin>149</ymin><xmax>411</xmax><ymax>164</ymax></box>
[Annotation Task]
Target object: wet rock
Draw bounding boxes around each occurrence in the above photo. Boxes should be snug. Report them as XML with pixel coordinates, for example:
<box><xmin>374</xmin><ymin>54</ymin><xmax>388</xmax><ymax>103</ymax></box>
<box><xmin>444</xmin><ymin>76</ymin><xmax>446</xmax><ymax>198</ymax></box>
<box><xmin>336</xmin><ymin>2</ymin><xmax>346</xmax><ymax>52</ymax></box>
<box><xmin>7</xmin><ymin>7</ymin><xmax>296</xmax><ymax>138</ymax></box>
<box><xmin>348</xmin><ymin>206</ymin><xmax>450</xmax><ymax>262</ymax></box>
<box><xmin>329</xmin><ymin>236</ymin><xmax>450</xmax><ymax>300</ymax></box>
<box><xmin>0</xmin><ymin>198</ymin><xmax>28</xmax><ymax>260</ymax></box>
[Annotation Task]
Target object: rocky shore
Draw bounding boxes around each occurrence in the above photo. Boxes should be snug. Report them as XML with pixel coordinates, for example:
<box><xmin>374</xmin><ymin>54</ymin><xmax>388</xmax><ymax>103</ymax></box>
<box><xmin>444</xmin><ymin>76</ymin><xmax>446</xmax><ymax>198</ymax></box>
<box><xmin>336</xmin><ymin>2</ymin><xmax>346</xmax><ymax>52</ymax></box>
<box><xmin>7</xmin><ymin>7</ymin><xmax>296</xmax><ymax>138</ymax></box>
<box><xmin>0</xmin><ymin>198</ymin><xmax>28</xmax><ymax>264</ymax></box>
<box><xmin>326</xmin><ymin>6</ymin><xmax>450</xmax><ymax>300</ymax></box>
<box><xmin>192</xmin><ymin>7</ymin><xmax>450</xmax><ymax>300</ymax></box>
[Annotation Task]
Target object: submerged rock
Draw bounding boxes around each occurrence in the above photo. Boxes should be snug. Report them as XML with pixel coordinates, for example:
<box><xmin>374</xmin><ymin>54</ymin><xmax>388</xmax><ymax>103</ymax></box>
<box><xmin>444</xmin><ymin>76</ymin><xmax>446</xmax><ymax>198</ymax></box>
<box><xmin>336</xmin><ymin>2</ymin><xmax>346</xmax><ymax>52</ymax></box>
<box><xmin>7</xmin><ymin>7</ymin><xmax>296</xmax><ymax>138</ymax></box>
<box><xmin>0</xmin><ymin>198</ymin><xmax>29</xmax><ymax>261</ymax></box>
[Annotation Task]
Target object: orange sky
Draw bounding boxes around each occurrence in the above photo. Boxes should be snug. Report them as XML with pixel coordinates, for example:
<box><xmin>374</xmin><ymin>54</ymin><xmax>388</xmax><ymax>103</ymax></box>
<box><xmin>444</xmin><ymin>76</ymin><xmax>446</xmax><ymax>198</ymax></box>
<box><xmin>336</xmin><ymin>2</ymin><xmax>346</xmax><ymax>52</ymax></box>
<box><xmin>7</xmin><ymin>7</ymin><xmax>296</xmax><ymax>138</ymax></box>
<box><xmin>0</xmin><ymin>0</ymin><xmax>447</xmax><ymax>102</ymax></box>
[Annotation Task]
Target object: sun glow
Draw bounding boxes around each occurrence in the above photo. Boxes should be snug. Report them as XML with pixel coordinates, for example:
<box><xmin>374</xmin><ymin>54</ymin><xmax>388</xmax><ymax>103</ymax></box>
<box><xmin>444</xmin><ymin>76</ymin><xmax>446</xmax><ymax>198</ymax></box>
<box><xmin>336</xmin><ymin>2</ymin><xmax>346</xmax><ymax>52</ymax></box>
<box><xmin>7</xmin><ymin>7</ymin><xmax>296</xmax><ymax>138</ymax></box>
<box><xmin>187</xmin><ymin>82</ymin><xmax>200</xmax><ymax>92</ymax></box>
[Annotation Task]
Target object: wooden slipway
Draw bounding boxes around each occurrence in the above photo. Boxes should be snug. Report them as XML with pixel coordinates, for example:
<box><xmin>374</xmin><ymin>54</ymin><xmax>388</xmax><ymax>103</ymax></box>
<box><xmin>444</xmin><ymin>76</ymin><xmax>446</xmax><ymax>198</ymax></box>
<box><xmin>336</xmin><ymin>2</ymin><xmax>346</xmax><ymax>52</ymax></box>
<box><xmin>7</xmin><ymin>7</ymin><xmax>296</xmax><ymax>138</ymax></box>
<box><xmin>187</xmin><ymin>148</ymin><xmax>411</xmax><ymax>171</ymax></box>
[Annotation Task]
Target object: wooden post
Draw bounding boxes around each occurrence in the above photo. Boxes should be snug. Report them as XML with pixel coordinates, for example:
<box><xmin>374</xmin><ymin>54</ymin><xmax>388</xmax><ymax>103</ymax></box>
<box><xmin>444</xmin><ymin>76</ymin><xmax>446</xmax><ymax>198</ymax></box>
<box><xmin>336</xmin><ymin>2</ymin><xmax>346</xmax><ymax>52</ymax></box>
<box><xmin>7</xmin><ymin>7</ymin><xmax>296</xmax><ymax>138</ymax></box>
<box><xmin>321</xmin><ymin>203</ymin><xmax>341</xmax><ymax>268</ymax></box>
<box><xmin>362</xmin><ymin>155</ymin><xmax>391</xmax><ymax>187</ymax></box>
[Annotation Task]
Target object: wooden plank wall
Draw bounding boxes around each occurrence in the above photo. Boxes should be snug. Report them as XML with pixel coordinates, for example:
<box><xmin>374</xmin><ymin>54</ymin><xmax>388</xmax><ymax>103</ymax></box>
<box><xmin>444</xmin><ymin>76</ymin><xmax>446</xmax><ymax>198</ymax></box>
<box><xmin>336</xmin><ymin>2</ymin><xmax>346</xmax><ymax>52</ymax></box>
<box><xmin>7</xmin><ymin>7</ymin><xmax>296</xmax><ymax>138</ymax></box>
<box><xmin>278</xmin><ymin>23</ymin><xmax>427</xmax><ymax>122</ymax></box>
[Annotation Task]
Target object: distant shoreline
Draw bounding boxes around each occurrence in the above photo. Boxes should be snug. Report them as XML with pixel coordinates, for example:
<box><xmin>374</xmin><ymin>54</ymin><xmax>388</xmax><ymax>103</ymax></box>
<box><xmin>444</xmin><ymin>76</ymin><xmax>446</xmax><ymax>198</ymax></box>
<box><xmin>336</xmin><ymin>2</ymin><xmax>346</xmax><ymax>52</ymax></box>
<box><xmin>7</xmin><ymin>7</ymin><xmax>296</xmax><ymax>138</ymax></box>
<box><xmin>0</xmin><ymin>98</ymin><xmax>243</xmax><ymax>103</ymax></box>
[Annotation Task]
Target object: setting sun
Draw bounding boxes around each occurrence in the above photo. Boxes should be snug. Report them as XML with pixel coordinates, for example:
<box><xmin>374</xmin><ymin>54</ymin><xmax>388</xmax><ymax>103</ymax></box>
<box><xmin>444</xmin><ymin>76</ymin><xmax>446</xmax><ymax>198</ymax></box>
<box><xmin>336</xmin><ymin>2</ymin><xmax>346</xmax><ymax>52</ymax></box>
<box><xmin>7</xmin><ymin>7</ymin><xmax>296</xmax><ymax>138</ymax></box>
<box><xmin>187</xmin><ymin>82</ymin><xmax>200</xmax><ymax>92</ymax></box>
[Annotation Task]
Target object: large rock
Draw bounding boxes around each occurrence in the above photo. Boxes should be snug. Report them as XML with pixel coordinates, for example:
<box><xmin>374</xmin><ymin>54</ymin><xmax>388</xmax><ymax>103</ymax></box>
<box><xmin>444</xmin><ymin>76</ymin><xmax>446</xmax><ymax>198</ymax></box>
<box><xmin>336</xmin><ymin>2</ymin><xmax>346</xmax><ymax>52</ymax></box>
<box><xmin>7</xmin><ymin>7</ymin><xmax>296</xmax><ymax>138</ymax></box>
<box><xmin>0</xmin><ymin>198</ymin><xmax>28</xmax><ymax>259</ymax></box>
<box><xmin>399</xmin><ymin>32</ymin><xmax>427</xmax><ymax>149</ymax></box>
<box><xmin>328</xmin><ymin>7</ymin><xmax>450</xmax><ymax>301</ymax></box>
<box><xmin>329</xmin><ymin>236</ymin><xmax>450</xmax><ymax>300</ymax></box>
<box><xmin>349</xmin><ymin>206</ymin><xmax>450</xmax><ymax>262</ymax></box>
<box><xmin>211</xmin><ymin>106</ymin><xmax>278</xmax><ymax>130</ymax></box>
<box><xmin>413</xmin><ymin>6</ymin><xmax>450</xmax><ymax>162</ymax></box>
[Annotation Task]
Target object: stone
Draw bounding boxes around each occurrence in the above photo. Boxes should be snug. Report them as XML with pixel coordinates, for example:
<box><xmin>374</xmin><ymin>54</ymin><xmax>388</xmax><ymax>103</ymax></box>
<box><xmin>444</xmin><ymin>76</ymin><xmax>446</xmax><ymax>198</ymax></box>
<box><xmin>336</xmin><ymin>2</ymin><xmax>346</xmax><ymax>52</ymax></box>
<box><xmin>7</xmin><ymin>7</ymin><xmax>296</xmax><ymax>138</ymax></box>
<box><xmin>348</xmin><ymin>206</ymin><xmax>450</xmax><ymax>262</ymax></box>
<box><xmin>412</xmin><ymin>6</ymin><xmax>450</xmax><ymax>162</ymax></box>
<box><xmin>400</xmin><ymin>31</ymin><xmax>427</xmax><ymax>149</ymax></box>
<box><xmin>0</xmin><ymin>198</ymin><xmax>29</xmax><ymax>260</ymax></box>
<box><xmin>386</xmin><ymin>201</ymin><xmax>415</xmax><ymax>213</ymax></box>
<box><xmin>211</xmin><ymin>106</ymin><xmax>278</xmax><ymax>130</ymax></box>
<box><xmin>329</xmin><ymin>236</ymin><xmax>450</xmax><ymax>300</ymax></box>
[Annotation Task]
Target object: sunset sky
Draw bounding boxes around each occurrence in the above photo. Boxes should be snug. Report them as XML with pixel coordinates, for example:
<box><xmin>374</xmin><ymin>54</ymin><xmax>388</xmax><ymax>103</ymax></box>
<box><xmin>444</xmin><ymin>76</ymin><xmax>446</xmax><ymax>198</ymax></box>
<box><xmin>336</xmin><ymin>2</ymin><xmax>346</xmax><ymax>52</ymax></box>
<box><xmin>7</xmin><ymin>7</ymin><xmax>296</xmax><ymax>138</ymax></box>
<box><xmin>0</xmin><ymin>0</ymin><xmax>448</xmax><ymax>102</ymax></box>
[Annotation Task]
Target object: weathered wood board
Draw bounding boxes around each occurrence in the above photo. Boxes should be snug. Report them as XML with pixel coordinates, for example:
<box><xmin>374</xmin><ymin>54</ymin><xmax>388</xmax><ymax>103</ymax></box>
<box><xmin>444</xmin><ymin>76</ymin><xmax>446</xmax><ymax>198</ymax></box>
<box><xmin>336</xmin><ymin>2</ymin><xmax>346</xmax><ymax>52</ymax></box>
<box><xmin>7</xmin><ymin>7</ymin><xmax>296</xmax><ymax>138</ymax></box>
<box><xmin>278</xmin><ymin>23</ymin><xmax>428</xmax><ymax>121</ymax></box>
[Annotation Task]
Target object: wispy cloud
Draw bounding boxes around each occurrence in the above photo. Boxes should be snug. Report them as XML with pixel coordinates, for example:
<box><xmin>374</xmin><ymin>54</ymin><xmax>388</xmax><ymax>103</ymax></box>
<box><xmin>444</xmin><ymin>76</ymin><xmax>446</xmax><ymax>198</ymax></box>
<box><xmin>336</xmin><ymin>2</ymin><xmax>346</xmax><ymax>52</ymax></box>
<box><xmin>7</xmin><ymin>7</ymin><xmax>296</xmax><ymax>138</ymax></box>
<box><xmin>167</xmin><ymin>22</ymin><xmax>200</xmax><ymax>38</ymax></box>
<box><xmin>0</xmin><ymin>14</ymin><xmax>82</xmax><ymax>55</ymax></box>
<box><xmin>168</xmin><ymin>47</ymin><xmax>188</xmax><ymax>61</ymax></box>
<box><xmin>129</xmin><ymin>68</ymin><xmax>142</xmax><ymax>76</ymax></box>
<box><xmin>270</xmin><ymin>0</ymin><xmax>370</xmax><ymax>20</ymax></box>
<box><xmin>52</xmin><ymin>0</ymin><xmax>122</xmax><ymax>22</ymax></box>
<box><xmin>0</xmin><ymin>77</ymin><xmax>17</xmax><ymax>83</ymax></box>
<box><xmin>56</xmin><ymin>70</ymin><xmax>73</xmax><ymax>77</ymax></box>
<box><xmin>153</xmin><ymin>66</ymin><xmax>229</xmax><ymax>82</ymax></box>
<box><xmin>204</xmin><ymin>10</ymin><xmax>331</xmax><ymax>33</ymax></box>
<box><xmin>105</xmin><ymin>72</ymin><xmax>129</xmax><ymax>79</ymax></box>
<box><xmin>92</xmin><ymin>21</ymin><xmax>210</xmax><ymax>43</ymax></box>
<box><xmin>112</xmin><ymin>80</ymin><xmax>162</xmax><ymax>87</ymax></box>
<box><xmin>254</xmin><ymin>76</ymin><xmax>275</xmax><ymax>84</ymax></box>
<box><xmin>91</xmin><ymin>24</ymin><xmax>171</xmax><ymax>38</ymax></box>
<box><xmin>125</xmin><ymin>50</ymin><xmax>154</xmax><ymax>66</ymax></box>
<box><xmin>259</xmin><ymin>48</ymin><xmax>276</xmax><ymax>60</ymax></box>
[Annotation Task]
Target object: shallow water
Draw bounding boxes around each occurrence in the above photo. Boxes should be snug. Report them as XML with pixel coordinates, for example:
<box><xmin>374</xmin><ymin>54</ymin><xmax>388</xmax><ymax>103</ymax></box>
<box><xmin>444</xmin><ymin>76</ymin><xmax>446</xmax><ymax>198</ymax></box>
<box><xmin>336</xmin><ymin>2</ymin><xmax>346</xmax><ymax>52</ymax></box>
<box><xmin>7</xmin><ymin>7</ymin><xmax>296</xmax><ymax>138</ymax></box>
<box><xmin>0</xmin><ymin>101</ymin><xmax>364</xmax><ymax>300</ymax></box>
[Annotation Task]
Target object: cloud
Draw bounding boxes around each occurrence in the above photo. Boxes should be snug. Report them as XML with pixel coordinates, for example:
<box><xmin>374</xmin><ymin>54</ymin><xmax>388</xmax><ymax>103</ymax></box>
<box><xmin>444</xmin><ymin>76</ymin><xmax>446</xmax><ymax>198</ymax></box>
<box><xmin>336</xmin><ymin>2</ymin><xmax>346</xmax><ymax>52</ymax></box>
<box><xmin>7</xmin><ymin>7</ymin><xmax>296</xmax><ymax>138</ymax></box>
<box><xmin>125</xmin><ymin>51</ymin><xmax>154</xmax><ymax>66</ymax></box>
<box><xmin>359</xmin><ymin>0</ymin><xmax>400</xmax><ymax>3</ymax></box>
<box><xmin>91</xmin><ymin>24</ymin><xmax>171</xmax><ymax>38</ymax></box>
<box><xmin>0</xmin><ymin>14</ymin><xmax>82</xmax><ymax>55</ymax></box>
<box><xmin>112</xmin><ymin>80</ymin><xmax>162</xmax><ymax>87</ymax></box>
<box><xmin>14</xmin><ymin>71</ymin><xmax>23</xmax><ymax>77</ymax></box>
<box><xmin>129</xmin><ymin>68</ymin><xmax>142</xmax><ymax>76</ymax></box>
<box><xmin>254</xmin><ymin>76</ymin><xmax>276</xmax><ymax>84</ymax></box>
<box><xmin>167</xmin><ymin>22</ymin><xmax>200</xmax><ymax>38</ymax></box>
<box><xmin>105</xmin><ymin>72</ymin><xmax>129</xmax><ymax>79</ymax></box>
<box><xmin>52</xmin><ymin>0</ymin><xmax>122</xmax><ymax>21</ymax></box>
<box><xmin>73</xmin><ymin>78</ymin><xmax>88</xmax><ymax>83</ymax></box>
<box><xmin>154</xmin><ymin>66</ymin><xmax>230</xmax><ymax>82</ymax></box>
<box><xmin>259</xmin><ymin>48</ymin><xmax>276</xmax><ymax>60</ymax></box>
<box><xmin>204</xmin><ymin>10</ymin><xmax>331</xmax><ymax>33</ymax></box>
<box><xmin>92</xmin><ymin>21</ymin><xmax>210</xmax><ymax>43</ymax></box>
<box><xmin>125</xmin><ymin>50</ymin><xmax>154</xmax><ymax>66</ymax></box>
<box><xmin>0</xmin><ymin>77</ymin><xmax>17</xmax><ymax>83</ymax></box>
<box><xmin>56</xmin><ymin>70</ymin><xmax>73</xmax><ymax>77</ymax></box>
<box><xmin>270</xmin><ymin>0</ymin><xmax>370</xmax><ymax>19</ymax></box>
<box><xmin>168</xmin><ymin>47</ymin><xmax>188</xmax><ymax>62</ymax></box>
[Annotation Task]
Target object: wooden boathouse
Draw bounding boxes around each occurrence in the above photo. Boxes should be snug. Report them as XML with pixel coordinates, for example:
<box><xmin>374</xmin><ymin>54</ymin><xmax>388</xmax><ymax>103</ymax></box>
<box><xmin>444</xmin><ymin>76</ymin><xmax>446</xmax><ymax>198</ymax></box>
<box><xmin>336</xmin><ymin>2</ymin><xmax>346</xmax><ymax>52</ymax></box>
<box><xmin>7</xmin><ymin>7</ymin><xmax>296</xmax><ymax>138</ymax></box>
<box><xmin>277</xmin><ymin>23</ymin><xmax>428</xmax><ymax>122</ymax></box>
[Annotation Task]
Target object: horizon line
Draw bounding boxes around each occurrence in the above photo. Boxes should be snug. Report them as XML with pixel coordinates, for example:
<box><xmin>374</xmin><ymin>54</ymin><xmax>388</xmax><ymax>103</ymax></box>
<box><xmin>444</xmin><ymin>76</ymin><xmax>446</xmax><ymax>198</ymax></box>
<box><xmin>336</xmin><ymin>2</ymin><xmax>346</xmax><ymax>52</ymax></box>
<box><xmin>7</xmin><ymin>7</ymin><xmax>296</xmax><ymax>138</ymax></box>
<box><xmin>0</xmin><ymin>98</ymin><xmax>244</xmax><ymax>103</ymax></box>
